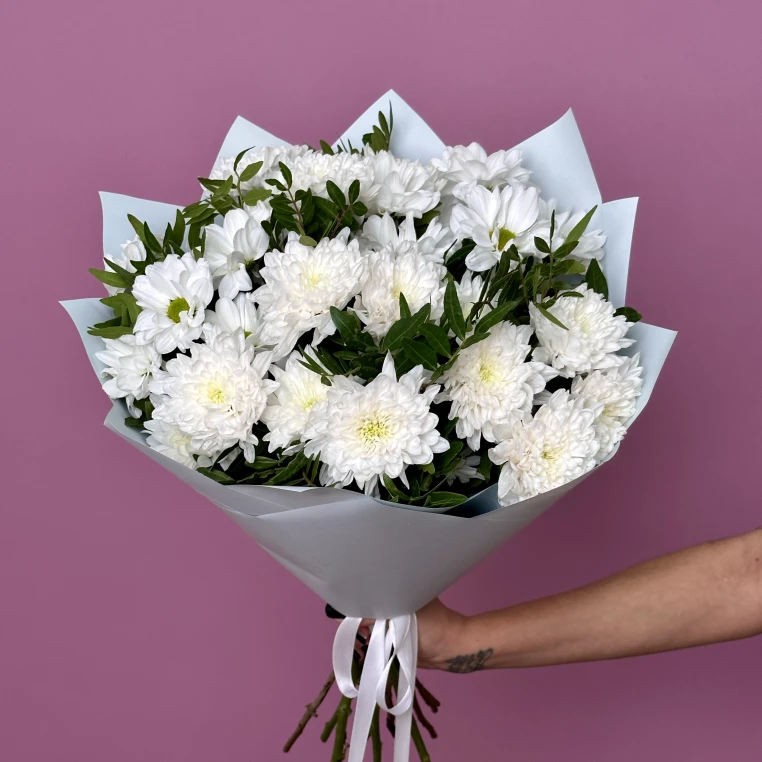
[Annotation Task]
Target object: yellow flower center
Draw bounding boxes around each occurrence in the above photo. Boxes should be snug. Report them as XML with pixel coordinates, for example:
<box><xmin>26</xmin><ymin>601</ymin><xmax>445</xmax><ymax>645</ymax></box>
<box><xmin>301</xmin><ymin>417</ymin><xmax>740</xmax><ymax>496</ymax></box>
<box><xmin>358</xmin><ymin>416</ymin><xmax>391</xmax><ymax>444</ymax></box>
<box><xmin>207</xmin><ymin>383</ymin><xmax>226</xmax><ymax>405</ymax></box>
<box><xmin>167</xmin><ymin>297</ymin><xmax>190</xmax><ymax>323</ymax></box>
<box><xmin>541</xmin><ymin>446</ymin><xmax>561</xmax><ymax>462</ymax></box>
<box><xmin>478</xmin><ymin>361</ymin><xmax>498</xmax><ymax>384</ymax></box>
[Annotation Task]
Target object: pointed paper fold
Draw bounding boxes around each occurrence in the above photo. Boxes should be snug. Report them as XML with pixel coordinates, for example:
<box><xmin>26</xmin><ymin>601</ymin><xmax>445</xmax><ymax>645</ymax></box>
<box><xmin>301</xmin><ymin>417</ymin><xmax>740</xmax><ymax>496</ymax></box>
<box><xmin>65</xmin><ymin>95</ymin><xmax>676</xmax><ymax>618</ymax></box>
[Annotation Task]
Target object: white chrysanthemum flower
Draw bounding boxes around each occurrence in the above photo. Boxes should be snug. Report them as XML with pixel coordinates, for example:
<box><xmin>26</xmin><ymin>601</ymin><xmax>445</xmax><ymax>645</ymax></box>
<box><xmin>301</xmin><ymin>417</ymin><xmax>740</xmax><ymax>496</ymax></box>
<box><xmin>430</xmin><ymin>143</ymin><xmax>530</xmax><ymax>195</ymax></box>
<box><xmin>439</xmin><ymin>323</ymin><xmax>557</xmax><ymax>450</ymax></box>
<box><xmin>133</xmin><ymin>253</ymin><xmax>214</xmax><ymax>354</ymax></box>
<box><xmin>361</xmin><ymin>212</ymin><xmax>454</xmax><ymax>264</ymax></box>
<box><xmin>450</xmin><ymin>183</ymin><xmax>541</xmax><ymax>271</ymax></box>
<box><xmin>369</xmin><ymin>151</ymin><xmax>440</xmax><ymax>217</ymax></box>
<box><xmin>531</xmin><ymin>199</ymin><xmax>606</xmax><ymax>261</ymax></box>
<box><xmin>354</xmin><ymin>242</ymin><xmax>446</xmax><ymax>341</ymax></box>
<box><xmin>530</xmin><ymin>285</ymin><xmax>635</xmax><ymax>377</ymax></box>
<box><xmin>103</xmin><ymin>237</ymin><xmax>147</xmax><ymax>295</ymax></box>
<box><xmin>274</xmin><ymin>150</ymin><xmax>377</xmax><ymax>206</ymax></box>
<box><xmin>204</xmin><ymin>292</ymin><xmax>264</xmax><ymax>349</ymax></box>
<box><xmin>255</xmin><ymin>233</ymin><xmax>366</xmax><ymax>359</ymax></box>
<box><xmin>203</xmin><ymin>208</ymin><xmax>270</xmax><ymax>299</ymax></box>
<box><xmin>570</xmin><ymin>354</ymin><xmax>643</xmax><ymax>459</ymax></box>
<box><xmin>303</xmin><ymin>355</ymin><xmax>449</xmax><ymax>494</ymax></box>
<box><xmin>261</xmin><ymin>351</ymin><xmax>328</xmax><ymax>452</ymax></box>
<box><xmin>209</xmin><ymin>145</ymin><xmax>311</xmax><ymax>192</ymax></box>
<box><xmin>149</xmin><ymin>329</ymin><xmax>277</xmax><ymax>462</ymax></box>
<box><xmin>95</xmin><ymin>334</ymin><xmax>162</xmax><ymax>417</ymax></box>
<box><xmin>455</xmin><ymin>270</ymin><xmax>486</xmax><ymax>322</ymax></box>
<box><xmin>445</xmin><ymin>454</ymin><xmax>485</xmax><ymax>486</ymax></box>
<box><xmin>489</xmin><ymin>390</ymin><xmax>600</xmax><ymax>505</ymax></box>
<box><xmin>144</xmin><ymin>418</ymin><xmax>200</xmax><ymax>469</ymax></box>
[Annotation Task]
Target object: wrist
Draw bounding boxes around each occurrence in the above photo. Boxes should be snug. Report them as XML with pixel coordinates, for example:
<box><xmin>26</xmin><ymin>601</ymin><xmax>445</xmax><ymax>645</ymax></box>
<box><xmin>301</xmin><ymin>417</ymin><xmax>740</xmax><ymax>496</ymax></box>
<box><xmin>426</xmin><ymin>612</ymin><xmax>479</xmax><ymax>672</ymax></box>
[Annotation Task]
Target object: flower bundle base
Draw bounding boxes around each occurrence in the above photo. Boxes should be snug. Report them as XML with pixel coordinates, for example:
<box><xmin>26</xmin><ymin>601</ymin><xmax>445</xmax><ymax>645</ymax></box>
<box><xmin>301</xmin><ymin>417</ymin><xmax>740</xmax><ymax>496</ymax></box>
<box><xmin>63</xmin><ymin>91</ymin><xmax>676</xmax><ymax>761</ymax></box>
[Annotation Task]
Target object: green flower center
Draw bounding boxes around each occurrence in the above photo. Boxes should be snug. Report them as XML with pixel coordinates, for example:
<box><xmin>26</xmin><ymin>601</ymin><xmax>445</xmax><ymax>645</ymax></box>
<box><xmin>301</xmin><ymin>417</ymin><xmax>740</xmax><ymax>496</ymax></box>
<box><xmin>497</xmin><ymin>228</ymin><xmax>516</xmax><ymax>250</ymax></box>
<box><xmin>167</xmin><ymin>297</ymin><xmax>190</xmax><ymax>323</ymax></box>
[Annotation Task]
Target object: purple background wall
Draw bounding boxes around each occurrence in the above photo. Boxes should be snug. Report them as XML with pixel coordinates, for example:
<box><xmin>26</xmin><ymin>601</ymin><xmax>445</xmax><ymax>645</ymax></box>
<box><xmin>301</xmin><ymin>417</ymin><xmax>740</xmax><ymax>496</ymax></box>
<box><xmin>1</xmin><ymin>0</ymin><xmax>761</xmax><ymax>759</ymax></box>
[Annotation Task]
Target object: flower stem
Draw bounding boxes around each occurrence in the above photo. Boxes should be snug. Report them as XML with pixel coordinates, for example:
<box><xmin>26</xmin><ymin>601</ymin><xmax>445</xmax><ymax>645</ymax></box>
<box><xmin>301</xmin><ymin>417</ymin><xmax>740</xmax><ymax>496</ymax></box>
<box><xmin>413</xmin><ymin>695</ymin><xmax>438</xmax><ymax>739</ymax></box>
<box><xmin>415</xmin><ymin>679</ymin><xmax>441</xmax><ymax>713</ymax></box>
<box><xmin>330</xmin><ymin>695</ymin><xmax>353</xmax><ymax>761</ymax></box>
<box><xmin>370</xmin><ymin>706</ymin><xmax>383</xmax><ymax>761</ymax></box>
<box><xmin>320</xmin><ymin>700</ymin><xmax>341</xmax><ymax>743</ymax></box>
<box><xmin>411</xmin><ymin>717</ymin><xmax>431</xmax><ymax>762</ymax></box>
<box><xmin>282</xmin><ymin>671</ymin><xmax>336</xmax><ymax>752</ymax></box>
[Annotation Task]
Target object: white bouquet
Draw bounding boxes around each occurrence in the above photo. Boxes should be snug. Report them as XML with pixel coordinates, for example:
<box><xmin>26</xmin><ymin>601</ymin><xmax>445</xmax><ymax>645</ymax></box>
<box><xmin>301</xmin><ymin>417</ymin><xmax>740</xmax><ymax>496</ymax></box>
<box><xmin>64</xmin><ymin>91</ymin><xmax>675</xmax><ymax>762</ymax></box>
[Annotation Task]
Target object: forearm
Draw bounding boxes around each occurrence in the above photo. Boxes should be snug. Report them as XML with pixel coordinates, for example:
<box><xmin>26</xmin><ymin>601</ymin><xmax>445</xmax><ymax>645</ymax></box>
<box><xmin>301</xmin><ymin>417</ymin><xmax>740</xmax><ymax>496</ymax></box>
<box><xmin>439</xmin><ymin>529</ymin><xmax>762</xmax><ymax>671</ymax></box>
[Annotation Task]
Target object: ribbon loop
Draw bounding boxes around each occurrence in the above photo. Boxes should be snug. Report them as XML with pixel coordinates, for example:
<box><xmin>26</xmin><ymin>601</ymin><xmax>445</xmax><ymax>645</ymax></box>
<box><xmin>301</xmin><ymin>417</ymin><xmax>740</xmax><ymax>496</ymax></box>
<box><xmin>332</xmin><ymin>614</ymin><xmax>418</xmax><ymax>762</ymax></box>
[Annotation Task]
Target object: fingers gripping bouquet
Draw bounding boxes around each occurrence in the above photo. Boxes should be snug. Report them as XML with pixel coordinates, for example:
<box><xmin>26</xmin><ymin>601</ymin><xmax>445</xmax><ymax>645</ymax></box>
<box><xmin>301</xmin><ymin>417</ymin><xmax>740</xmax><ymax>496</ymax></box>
<box><xmin>64</xmin><ymin>91</ymin><xmax>675</xmax><ymax>762</ymax></box>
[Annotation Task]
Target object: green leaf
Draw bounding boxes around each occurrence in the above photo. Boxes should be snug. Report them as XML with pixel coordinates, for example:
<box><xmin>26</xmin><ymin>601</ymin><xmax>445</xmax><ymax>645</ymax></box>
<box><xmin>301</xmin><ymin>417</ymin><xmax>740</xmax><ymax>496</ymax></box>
<box><xmin>585</xmin><ymin>258</ymin><xmax>609</xmax><ymax>300</ymax></box>
<box><xmin>212</xmin><ymin>175</ymin><xmax>235</xmax><ymax>199</ymax></box>
<box><xmin>124</xmin><ymin>416</ymin><xmax>144</xmax><ymax>428</ymax></box>
<box><xmin>398</xmin><ymin>292</ymin><xmax>411</xmax><ymax>319</ymax></box>
<box><xmin>419</xmin><ymin>323</ymin><xmax>452</xmax><ymax>357</ymax></box>
<box><xmin>319</xmin><ymin>140</ymin><xmax>335</xmax><ymax>155</ymax></box>
<box><xmin>446</xmin><ymin>239</ymin><xmax>476</xmax><ymax>266</ymax></box>
<box><xmin>278</xmin><ymin>161</ymin><xmax>293</xmax><ymax>189</ymax></box>
<box><xmin>325</xmin><ymin>180</ymin><xmax>346</xmax><ymax>209</ymax></box>
<box><xmin>535</xmin><ymin>303</ymin><xmax>569</xmax><ymax>330</ymax></box>
<box><xmin>553</xmin><ymin>240</ymin><xmax>579</xmax><ymax>259</ymax></box>
<box><xmin>127</xmin><ymin>214</ymin><xmax>145</xmax><ymax>241</ymax></box>
<box><xmin>238</xmin><ymin>160</ymin><xmax>264</xmax><ymax>183</ymax></box>
<box><xmin>329</xmin><ymin>306</ymin><xmax>361</xmax><ymax>343</ymax></box>
<box><xmin>553</xmin><ymin>259</ymin><xmax>586</xmax><ymax>275</ymax></box>
<box><xmin>565</xmin><ymin>205</ymin><xmax>598</xmax><ymax>245</ymax></box>
<box><xmin>458</xmin><ymin>331</ymin><xmax>490</xmax><ymax>351</ymax></box>
<box><xmin>348</xmin><ymin>179</ymin><xmax>360</xmax><ymax>204</ymax></box>
<box><xmin>436</xmin><ymin>441</ymin><xmax>463</xmax><ymax>472</ymax></box>
<box><xmin>382</xmin><ymin>303</ymin><xmax>431</xmax><ymax>351</ymax></box>
<box><xmin>233</xmin><ymin>146</ymin><xmax>254</xmax><ymax>173</ymax></box>
<box><xmin>401</xmin><ymin>339</ymin><xmax>438</xmax><ymax>371</ymax></box>
<box><xmin>197</xmin><ymin>177</ymin><xmax>225</xmax><ymax>193</ymax></box>
<box><xmin>382</xmin><ymin>475</ymin><xmax>406</xmax><ymax>502</ymax></box>
<box><xmin>103</xmin><ymin>258</ymin><xmax>136</xmax><ymax>287</ymax></box>
<box><xmin>198</xmin><ymin>467</ymin><xmax>237</xmax><ymax>485</ymax></box>
<box><xmin>473</xmin><ymin>301</ymin><xmax>520</xmax><ymax>335</ymax></box>
<box><xmin>246</xmin><ymin>456</ymin><xmax>280</xmax><ymax>471</ymax></box>
<box><xmin>614</xmin><ymin>306</ymin><xmax>643</xmax><ymax>323</ymax></box>
<box><xmin>266</xmin><ymin>452</ymin><xmax>309</xmax><ymax>486</ymax></box>
<box><xmin>425</xmin><ymin>492</ymin><xmax>467</xmax><ymax>508</ymax></box>
<box><xmin>170</xmin><ymin>209</ymin><xmax>185</xmax><ymax>246</ymax></box>
<box><xmin>89</xmin><ymin>267</ymin><xmax>127</xmax><ymax>288</ymax></box>
<box><xmin>477</xmin><ymin>453</ymin><xmax>492</xmax><ymax>481</ymax></box>
<box><xmin>142</xmin><ymin>223</ymin><xmax>162</xmax><ymax>254</ymax></box>
<box><xmin>443</xmin><ymin>276</ymin><xmax>467</xmax><ymax>340</ymax></box>
<box><xmin>87</xmin><ymin>325</ymin><xmax>133</xmax><ymax>339</ymax></box>
<box><xmin>299</xmin><ymin>235</ymin><xmax>318</xmax><ymax>247</ymax></box>
<box><xmin>534</xmin><ymin>236</ymin><xmax>551</xmax><ymax>254</ymax></box>
<box><xmin>352</xmin><ymin>200</ymin><xmax>368</xmax><ymax>216</ymax></box>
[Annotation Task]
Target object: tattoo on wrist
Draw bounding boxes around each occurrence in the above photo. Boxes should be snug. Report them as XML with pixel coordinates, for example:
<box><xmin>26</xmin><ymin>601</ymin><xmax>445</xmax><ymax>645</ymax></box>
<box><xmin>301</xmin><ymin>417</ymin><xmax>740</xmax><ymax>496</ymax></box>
<box><xmin>445</xmin><ymin>648</ymin><xmax>494</xmax><ymax>673</ymax></box>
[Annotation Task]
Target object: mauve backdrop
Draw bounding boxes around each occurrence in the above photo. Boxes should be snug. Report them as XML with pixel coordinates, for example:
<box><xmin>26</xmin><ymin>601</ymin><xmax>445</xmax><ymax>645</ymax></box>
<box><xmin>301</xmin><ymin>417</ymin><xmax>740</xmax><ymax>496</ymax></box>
<box><xmin>1</xmin><ymin>0</ymin><xmax>761</xmax><ymax>759</ymax></box>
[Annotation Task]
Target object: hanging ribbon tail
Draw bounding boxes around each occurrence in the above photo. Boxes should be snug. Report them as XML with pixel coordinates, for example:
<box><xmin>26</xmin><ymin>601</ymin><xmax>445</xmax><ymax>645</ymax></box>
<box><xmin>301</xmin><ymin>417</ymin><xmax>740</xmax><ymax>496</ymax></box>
<box><xmin>332</xmin><ymin>614</ymin><xmax>418</xmax><ymax>762</ymax></box>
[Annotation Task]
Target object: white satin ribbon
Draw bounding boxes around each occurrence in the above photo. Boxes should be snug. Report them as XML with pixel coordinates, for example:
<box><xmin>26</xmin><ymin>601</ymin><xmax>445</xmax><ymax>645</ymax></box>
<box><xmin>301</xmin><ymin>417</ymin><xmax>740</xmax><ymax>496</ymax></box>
<box><xmin>333</xmin><ymin>614</ymin><xmax>418</xmax><ymax>762</ymax></box>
